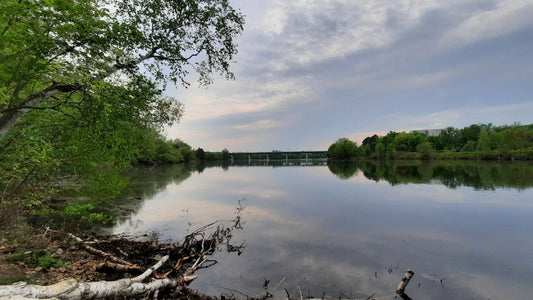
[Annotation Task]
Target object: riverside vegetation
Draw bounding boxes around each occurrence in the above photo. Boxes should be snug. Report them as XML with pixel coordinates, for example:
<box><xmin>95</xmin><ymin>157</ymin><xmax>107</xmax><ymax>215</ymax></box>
<box><xmin>0</xmin><ymin>0</ymin><xmax>244</xmax><ymax>229</ymax></box>
<box><xmin>0</xmin><ymin>0</ymin><xmax>246</xmax><ymax>297</ymax></box>
<box><xmin>327</xmin><ymin>123</ymin><xmax>533</xmax><ymax>161</ymax></box>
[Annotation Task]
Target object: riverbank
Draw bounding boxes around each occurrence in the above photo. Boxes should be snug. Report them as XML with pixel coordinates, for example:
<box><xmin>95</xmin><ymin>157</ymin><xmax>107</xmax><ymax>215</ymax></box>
<box><xmin>365</xmin><ymin>149</ymin><xmax>533</xmax><ymax>160</ymax></box>
<box><xmin>0</xmin><ymin>221</ymin><xmax>246</xmax><ymax>299</ymax></box>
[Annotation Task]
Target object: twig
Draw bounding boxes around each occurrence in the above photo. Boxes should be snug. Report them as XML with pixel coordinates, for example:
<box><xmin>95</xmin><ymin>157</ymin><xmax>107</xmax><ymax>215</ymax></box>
<box><xmin>272</xmin><ymin>277</ymin><xmax>286</xmax><ymax>290</ymax></box>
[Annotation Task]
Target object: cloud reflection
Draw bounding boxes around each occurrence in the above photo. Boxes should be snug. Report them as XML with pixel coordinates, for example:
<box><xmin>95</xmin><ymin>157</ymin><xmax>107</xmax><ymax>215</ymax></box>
<box><xmin>113</xmin><ymin>164</ymin><xmax>533</xmax><ymax>299</ymax></box>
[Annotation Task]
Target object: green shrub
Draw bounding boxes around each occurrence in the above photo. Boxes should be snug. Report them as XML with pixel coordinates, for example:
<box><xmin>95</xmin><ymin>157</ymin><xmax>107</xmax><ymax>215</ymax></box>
<box><xmin>28</xmin><ymin>252</ymin><xmax>65</xmax><ymax>268</ymax></box>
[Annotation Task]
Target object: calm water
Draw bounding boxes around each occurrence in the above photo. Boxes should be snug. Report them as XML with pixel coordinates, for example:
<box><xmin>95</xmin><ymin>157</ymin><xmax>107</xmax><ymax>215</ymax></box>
<box><xmin>109</xmin><ymin>160</ymin><xmax>533</xmax><ymax>299</ymax></box>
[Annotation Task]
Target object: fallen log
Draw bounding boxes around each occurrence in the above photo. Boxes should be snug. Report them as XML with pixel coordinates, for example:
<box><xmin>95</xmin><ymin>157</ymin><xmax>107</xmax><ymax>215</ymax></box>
<box><xmin>0</xmin><ymin>256</ymin><xmax>171</xmax><ymax>299</ymax></box>
<box><xmin>0</xmin><ymin>278</ymin><xmax>178</xmax><ymax>299</ymax></box>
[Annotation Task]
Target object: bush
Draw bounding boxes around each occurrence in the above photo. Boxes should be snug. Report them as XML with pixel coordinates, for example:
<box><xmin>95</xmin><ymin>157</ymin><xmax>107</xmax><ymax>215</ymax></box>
<box><xmin>62</xmin><ymin>203</ymin><xmax>113</xmax><ymax>228</ymax></box>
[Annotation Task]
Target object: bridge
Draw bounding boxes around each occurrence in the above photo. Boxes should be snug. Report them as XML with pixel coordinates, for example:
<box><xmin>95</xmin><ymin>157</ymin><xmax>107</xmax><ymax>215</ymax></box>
<box><xmin>229</xmin><ymin>151</ymin><xmax>328</xmax><ymax>165</ymax></box>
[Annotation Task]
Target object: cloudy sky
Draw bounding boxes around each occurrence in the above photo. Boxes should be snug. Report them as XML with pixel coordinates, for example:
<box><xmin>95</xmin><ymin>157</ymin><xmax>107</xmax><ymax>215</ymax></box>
<box><xmin>165</xmin><ymin>0</ymin><xmax>533</xmax><ymax>152</ymax></box>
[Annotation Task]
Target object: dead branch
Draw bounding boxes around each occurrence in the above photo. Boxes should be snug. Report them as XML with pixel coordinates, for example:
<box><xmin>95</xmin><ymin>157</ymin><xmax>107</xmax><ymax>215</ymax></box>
<box><xmin>68</xmin><ymin>234</ymin><xmax>134</xmax><ymax>266</ymax></box>
<box><xmin>94</xmin><ymin>261</ymin><xmax>143</xmax><ymax>275</ymax></box>
<box><xmin>1</xmin><ymin>212</ymin><xmax>247</xmax><ymax>299</ymax></box>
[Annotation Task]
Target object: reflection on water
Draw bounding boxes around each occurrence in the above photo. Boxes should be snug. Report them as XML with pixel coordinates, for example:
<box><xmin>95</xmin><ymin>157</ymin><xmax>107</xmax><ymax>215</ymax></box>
<box><xmin>328</xmin><ymin>160</ymin><xmax>533</xmax><ymax>190</ymax></box>
<box><xmin>109</xmin><ymin>161</ymin><xmax>533</xmax><ymax>299</ymax></box>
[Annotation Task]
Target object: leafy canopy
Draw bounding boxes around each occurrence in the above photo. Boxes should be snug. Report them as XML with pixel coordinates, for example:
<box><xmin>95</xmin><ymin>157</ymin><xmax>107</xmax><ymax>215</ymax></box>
<box><xmin>0</xmin><ymin>0</ymin><xmax>244</xmax><ymax>205</ymax></box>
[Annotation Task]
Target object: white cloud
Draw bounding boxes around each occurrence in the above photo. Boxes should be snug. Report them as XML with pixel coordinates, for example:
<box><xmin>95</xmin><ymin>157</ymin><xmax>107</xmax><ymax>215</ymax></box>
<box><xmin>233</xmin><ymin>119</ymin><xmax>285</xmax><ymax>131</ymax></box>
<box><xmin>255</xmin><ymin>0</ymin><xmax>445</xmax><ymax>66</ymax></box>
<box><xmin>441</xmin><ymin>0</ymin><xmax>533</xmax><ymax>47</ymax></box>
<box><xmin>175</xmin><ymin>75</ymin><xmax>315</xmax><ymax>123</ymax></box>
<box><xmin>380</xmin><ymin>110</ymin><xmax>464</xmax><ymax>131</ymax></box>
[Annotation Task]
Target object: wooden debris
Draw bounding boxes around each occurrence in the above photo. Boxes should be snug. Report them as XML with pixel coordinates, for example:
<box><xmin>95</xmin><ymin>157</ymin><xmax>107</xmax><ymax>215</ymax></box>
<box><xmin>67</xmin><ymin>234</ymin><xmax>134</xmax><ymax>266</ymax></box>
<box><xmin>396</xmin><ymin>269</ymin><xmax>415</xmax><ymax>295</ymax></box>
<box><xmin>94</xmin><ymin>261</ymin><xmax>143</xmax><ymax>275</ymax></box>
<box><xmin>1</xmin><ymin>219</ymin><xmax>243</xmax><ymax>299</ymax></box>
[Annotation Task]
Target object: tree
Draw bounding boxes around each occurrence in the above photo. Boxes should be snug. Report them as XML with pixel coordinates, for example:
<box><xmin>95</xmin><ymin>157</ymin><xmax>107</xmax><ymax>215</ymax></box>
<box><xmin>417</xmin><ymin>142</ymin><xmax>433</xmax><ymax>159</ymax></box>
<box><xmin>375</xmin><ymin>142</ymin><xmax>386</xmax><ymax>159</ymax></box>
<box><xmin>477</xmin><ymin>127</ymin><xmax>491</xmax><ymax>152</ymax></box>
<box><xmin>0</xmin><ymin>0</ymin><xmax>244</xmax><ymax>204</ymax></box>
<box><xmin>328</xmin><ymin>138</ymin><xmax>358</xmax><ymax>160</ymax></box>
<box><xmin>196</xmin><ymin>148</ymin><xmax>206</xmax><ymax>161</ymax></box>
<box><xmin>0</xmin><ymin>0</ymin><xmax>244</xmax><ymax>135</ymax></box>
<box><xmin>407</xmin><ymin>133</ymin><xmax>427</xmax><ymax>152</ymax></box>
<box><xmin>362</xmin><ymin>134</ymin><xmax>379</xmax><ymax>153</ymax></box>
<box><xmin>460</xmin><ymin>124</ymin><xmax>481</xmax><ymax>149</ymax></box>
<box><xmin>221</xmin><ymin>148</ymin><xmax>230</xmax><ymax>160</ymax></box>
<box><xmin>393</xmin><ymin>133</ymin><xmax>409</xmax><ymax>152</ymax></box>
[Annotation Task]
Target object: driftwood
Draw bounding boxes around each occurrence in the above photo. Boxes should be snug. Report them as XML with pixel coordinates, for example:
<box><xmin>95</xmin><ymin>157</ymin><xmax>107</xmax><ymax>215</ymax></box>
<box><xmin>0</xmin><ymin>218</ymin><xmax>244</xmax><ymax>300</ymax></box>
<box><xmin>396</xmin><ymin>269</ymin><xmax>414</xmax><ymax>295</ymax></box>
<box><xmin>94</xmin><ymin>261</ymin><xmax>143</xmax><ymax>275</ymax></box>
<box><xmin>67</xmin><ymin>234</ymin><xmax>134</xmax><ymax>266</ymax></box>
<box><xmin>0</xmin><ymin>256</ymin><xmax>173</xmax><ymax>299</ymax></box>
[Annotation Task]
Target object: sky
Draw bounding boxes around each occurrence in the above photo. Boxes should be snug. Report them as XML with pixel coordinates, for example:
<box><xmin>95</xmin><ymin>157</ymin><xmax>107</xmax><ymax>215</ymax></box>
<box><xmin>165</xmin><ymin>0</ymin><xmax>533</xmax><ymax>152</ymax></box>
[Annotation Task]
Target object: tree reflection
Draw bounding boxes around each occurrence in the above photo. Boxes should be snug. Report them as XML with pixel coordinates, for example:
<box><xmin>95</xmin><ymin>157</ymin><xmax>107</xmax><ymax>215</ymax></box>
<box><xmin>98</xmin><ymin>163</ymin><xmax>202</xmax><ymax>229</ymax></box>
<box><xmin>327</xmin><ymin>160</ymin><xmax>533</xmax><ymax>190</ymax></box>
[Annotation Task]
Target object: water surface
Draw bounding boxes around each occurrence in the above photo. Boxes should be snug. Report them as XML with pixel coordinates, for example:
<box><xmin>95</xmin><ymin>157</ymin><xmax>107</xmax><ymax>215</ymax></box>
<box><xmin>111</xmin><ymin>160</ymin><xmax>533</xmax><ymax>299</ymax></box>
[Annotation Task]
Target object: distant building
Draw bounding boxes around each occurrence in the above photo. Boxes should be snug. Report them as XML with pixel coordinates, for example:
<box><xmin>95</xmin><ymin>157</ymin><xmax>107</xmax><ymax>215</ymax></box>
<box><xmin>410</xmin><ymin>129</ymin><xmax>443</xmax><ymax>137</ymax></box>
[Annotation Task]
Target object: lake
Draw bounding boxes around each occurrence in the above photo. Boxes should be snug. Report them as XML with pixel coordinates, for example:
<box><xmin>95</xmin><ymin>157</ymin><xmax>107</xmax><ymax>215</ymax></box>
<box><xmin>108</xmin><ymin>160</ymin><xmax>533</xmax><ymax>299</ymax></box>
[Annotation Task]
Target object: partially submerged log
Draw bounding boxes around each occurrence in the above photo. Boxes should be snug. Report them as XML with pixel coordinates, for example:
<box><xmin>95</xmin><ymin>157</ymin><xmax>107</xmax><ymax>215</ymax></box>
<box><xmin>396</xmin><ymin>269</ymin><xmax>414</xmax><ymax>295</ymax></box>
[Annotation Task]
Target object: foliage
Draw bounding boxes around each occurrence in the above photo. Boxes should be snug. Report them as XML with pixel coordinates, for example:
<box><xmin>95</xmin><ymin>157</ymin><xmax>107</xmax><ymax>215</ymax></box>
<box><xmin>329</xmin><ymin>123</ymin><xmax>533</xmax><ymax>161</ymax></box>
<box><xmin>0</xmin><ymin>0</ymin><xmax>244</xmax><ymax>223</ymax></box>
<box><xmin>135</xmin><ymin>134</ymin><xmax>197</xmax><ymax>165</ymax></box>
<box><xmin>7</xmin><ymin>251</ymin><xmax>65</xmax><ymax>269</ymax></box>
<box><xmin>62</xmin><ymin>203</ymin><xmax>114</xmax><ymax>227</ymax></box>
<box><xmin>29</xmin><ymin>252</ymin><xmax>66</xmax><ymax>269</ymax></box>
<box><xmin>417</xmin><ymin>142</ymin><xmax>433</xmax><ymax>159</ymax></box>
<box><xmin>195</xmin><ymin>148</ymin><xmax>206</xmax><ymax>161</ymax></box>
<box><xmin>328</xmin><ymin>138</ymin><xmax>358</xmax><ymax>160</ymax></box>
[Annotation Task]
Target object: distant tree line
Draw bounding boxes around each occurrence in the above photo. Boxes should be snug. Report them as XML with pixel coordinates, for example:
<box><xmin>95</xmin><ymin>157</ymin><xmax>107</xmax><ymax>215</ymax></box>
<box><xmin>328</xmin><ymin>123</ymin><xmax>533</xmax><ymax>160</ymax></box>
<box><xmin>134</xmin><ymin>134</ymin><xmax>235</xmax><ymax>164</ymax></box>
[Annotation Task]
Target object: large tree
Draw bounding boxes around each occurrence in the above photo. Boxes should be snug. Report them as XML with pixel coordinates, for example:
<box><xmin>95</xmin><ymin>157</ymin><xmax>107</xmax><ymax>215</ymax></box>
<box><xmin>0</xmin><ymin>0</ymin><xmax>244</xmax><ymax>203</ymax></box>
<box><xmin>0</xmin><ymin>0</ymin><xmax>244</xmax><ymax>135</ymax></box>
<box><xmin>328</xmin><ymin>138</ymin><xmax>358</xmax><ymax>160</ymax></box>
